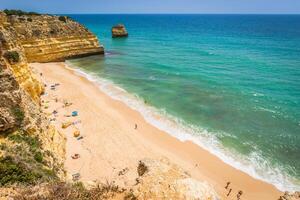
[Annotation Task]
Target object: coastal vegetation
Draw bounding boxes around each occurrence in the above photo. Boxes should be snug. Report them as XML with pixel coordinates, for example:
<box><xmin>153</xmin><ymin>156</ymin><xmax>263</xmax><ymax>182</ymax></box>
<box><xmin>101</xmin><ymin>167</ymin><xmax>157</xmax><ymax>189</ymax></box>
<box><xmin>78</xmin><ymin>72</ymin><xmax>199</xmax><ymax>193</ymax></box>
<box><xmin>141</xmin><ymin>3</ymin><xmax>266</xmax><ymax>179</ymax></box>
<box><xmin>11</xmin><ymin>107</ymin><xmax>24</xmax><ymax>124</ymax></box>
<box><xmin>11</xmin><ymin>181</ymin><xmax>137</xmax><ymax>200</ymax></box>
<box><xmin>4</xmin><ymin>51</ymin><xmax>20</xmax><ymax>64</ymax></box>
<box><xmin>3</xmin><ymin>9</ymin><xmax>40</xmax><ymax>16</ymax></box>
<box><xmin>58</xmin><ymin>16</ymin><xmax>68</xmax><ymax>23</ymax></box>
<box><xmin>0</xmin><ymin>130</ymin><xmax>56</xmax><ymax>186</ymax></box>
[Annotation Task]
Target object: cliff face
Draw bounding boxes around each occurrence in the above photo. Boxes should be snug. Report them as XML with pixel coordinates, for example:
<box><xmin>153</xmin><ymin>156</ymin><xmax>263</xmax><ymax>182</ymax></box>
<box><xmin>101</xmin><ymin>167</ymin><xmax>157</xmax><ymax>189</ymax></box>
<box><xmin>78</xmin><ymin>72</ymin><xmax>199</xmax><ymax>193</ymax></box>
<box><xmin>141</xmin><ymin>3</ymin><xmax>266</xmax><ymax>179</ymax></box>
<box><xmin>2</xmin><ymin>11</ymin><xmax>104</xmax><ymax>187</ymax></box>
<box><xmin>2</xmin><ymin>13</ymin><xmax>104</xmax><ymax>63</ymax></box>
<box><xmin>0</xmin><ymin>26</ymin><xmax>43</xmax><ymax>102</ymax></box>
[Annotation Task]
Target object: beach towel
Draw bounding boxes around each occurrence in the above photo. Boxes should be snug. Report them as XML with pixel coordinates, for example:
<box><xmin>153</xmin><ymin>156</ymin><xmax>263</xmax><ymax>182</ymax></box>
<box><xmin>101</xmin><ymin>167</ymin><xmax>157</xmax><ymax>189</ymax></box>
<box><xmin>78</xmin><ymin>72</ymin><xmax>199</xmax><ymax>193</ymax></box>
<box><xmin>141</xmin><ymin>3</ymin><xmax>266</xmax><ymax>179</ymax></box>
<box><xmin>72</xmin><ymin>111</ymin><xmax>78</xmax><ymax>116</ymax></box>
<box><xmin>62</xmin><ymin>122</ymin><xmax>72</xmax><ymax>129</ymax></box>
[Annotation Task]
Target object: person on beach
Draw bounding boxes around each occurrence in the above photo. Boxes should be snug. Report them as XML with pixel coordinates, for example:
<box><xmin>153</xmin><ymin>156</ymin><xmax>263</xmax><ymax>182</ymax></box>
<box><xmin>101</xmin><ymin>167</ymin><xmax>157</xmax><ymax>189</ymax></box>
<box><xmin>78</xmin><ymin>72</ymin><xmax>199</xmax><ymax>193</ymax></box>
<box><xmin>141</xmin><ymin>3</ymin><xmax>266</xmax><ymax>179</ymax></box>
<box><xmin>135</xmin><ymin>124</ymin><xmax>137</xmax><ymax>130</ymax></box>
<box><xmin>225</xmin><ymin>181</ymin><xmax>230</xmax><ymax>189</ymax></box>
<box><xmin>227</xmin><ymin>188</ymin><xmax>232</xmax><ymax>197</ymax></box>
<box><xmin>237</xmin><ymin>190</ymin><xmax>243</xmax><ymax>199</ymax></box>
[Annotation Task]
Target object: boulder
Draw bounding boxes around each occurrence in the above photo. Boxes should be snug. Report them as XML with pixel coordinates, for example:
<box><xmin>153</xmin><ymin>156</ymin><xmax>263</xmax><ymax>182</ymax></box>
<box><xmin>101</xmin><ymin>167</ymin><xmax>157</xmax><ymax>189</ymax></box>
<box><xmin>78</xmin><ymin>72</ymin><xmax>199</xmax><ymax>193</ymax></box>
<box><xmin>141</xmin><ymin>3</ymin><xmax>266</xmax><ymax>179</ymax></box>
<box><xmin>112</xmin><ymin>24</ymin><xmax>128</xmax><ymax>38</ymax></box>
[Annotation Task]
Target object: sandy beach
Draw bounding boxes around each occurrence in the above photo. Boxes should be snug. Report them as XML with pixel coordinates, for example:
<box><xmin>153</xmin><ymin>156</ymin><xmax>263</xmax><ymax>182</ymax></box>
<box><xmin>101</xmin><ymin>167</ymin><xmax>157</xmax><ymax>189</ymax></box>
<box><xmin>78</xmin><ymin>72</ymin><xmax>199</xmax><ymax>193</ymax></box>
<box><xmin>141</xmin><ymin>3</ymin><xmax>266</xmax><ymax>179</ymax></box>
<box><xmin>31</xmin><ymin>62</ymin><xmax>282</xmax><ymax>200</ymax></box>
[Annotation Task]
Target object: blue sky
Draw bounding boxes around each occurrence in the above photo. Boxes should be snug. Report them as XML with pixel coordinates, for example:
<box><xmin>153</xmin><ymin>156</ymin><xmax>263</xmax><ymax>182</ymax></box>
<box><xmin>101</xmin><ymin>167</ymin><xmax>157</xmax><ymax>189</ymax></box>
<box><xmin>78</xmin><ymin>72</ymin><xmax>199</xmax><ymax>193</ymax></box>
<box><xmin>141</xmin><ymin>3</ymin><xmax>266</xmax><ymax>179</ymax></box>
<box><xmin>1</xmin><ymin>0</ymin><xmax>300</xmax><ymax>14</ymax></box>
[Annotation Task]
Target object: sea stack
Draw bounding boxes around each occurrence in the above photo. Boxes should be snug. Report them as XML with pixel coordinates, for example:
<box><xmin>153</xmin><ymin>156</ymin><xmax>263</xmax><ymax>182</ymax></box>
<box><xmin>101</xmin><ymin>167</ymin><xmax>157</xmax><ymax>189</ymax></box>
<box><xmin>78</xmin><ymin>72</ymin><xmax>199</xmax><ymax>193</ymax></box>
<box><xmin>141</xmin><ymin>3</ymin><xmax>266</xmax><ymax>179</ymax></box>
<box><xmin>112</xmin><ymin>24</ymin><xmax>128</xmax><ymax>38</ymax></box>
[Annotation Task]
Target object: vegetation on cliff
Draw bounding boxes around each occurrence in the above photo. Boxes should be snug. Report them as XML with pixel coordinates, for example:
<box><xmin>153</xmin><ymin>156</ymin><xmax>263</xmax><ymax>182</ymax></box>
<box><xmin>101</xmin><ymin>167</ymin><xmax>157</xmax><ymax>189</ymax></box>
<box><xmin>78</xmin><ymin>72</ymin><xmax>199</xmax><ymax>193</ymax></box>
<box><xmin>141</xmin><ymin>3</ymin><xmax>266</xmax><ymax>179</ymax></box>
<box><xmin>0</xmin><ymin>130</ymin><xmax>57</xmax><ymax>186</ymax></box>
<box><xmin>3</xmin><ymin>51</ymin><xmax>20</xmax><ymax>64</ymax></box>
<box><xmin>1</xmin><ymin>9</ymin><xmax>66</xmax><ymax>196</ymax></box>
<box><xmin>3</xmin><ymin>9</ymin><xmax>40</xmax><ymax>16</ymax></box>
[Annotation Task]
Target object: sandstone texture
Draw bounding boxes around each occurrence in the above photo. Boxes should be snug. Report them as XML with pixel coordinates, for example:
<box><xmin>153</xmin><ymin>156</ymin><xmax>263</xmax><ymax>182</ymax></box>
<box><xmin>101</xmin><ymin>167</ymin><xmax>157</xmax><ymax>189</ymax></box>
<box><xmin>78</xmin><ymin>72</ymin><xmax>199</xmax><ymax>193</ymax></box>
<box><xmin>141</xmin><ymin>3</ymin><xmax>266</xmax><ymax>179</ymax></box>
<box><xmin>112</xmin><ymin>24</ymin><xmax>128</xmax><ymax>38</ymax></box>
<box><xmin>132</xmin><ymin>158</ymin><xmax>220</xmax><ymax>200</ymax></box>
<box><xmin>2</xmin><ymin>12</ymin><xmax>104</xmax><ymax>63</ymax></box>
<box><xmin>279</xmin><ymin>192</ymin><xmax>300</xmax><ymax>200</ymax></box>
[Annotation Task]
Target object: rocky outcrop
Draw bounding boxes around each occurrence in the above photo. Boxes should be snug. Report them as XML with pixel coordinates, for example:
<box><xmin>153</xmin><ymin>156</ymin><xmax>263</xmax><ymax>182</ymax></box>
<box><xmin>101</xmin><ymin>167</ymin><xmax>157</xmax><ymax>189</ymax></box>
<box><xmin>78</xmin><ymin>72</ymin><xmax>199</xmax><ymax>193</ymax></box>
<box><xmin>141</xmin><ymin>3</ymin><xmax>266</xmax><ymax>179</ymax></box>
<box><xmin>2</xmin><ymin>12</ymin><xmax>104</xmax><ymax>63</ymax></box>
<box><xmin>279</xmin><ymin>192</ymin><xmax>300</xmax><ymax>200</ymax></box>
<box><xmin>132</xmin><ymin>158</ymin><xmax>219</xmax><ymax>200</ymax></box>
<box><xmin>112</xmin><ymin>24</ymin><xmax>128</xmax><ymax>38</ymax></box>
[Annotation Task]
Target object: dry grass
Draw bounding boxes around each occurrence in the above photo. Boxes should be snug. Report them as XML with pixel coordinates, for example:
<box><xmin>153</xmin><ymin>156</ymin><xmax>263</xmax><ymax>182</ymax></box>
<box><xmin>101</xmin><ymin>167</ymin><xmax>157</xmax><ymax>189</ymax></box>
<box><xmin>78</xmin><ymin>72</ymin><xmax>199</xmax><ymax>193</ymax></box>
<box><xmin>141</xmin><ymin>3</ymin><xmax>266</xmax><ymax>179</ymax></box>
<box><xmin>12</xmin><ymin>181</ymin><xmax>137</xmax><ymax>200</ymax></box>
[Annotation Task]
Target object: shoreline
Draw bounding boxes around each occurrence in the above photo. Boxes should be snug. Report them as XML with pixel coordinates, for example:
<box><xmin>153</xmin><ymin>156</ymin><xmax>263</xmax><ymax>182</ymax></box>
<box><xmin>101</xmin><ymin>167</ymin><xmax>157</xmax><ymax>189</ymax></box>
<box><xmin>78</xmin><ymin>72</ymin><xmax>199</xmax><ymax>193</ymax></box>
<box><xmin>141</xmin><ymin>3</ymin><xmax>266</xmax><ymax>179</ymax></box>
<box><xmin>65</xmin><ymin>60</ymin><xmax>298</xmax><ymax>193</ymax></box>
<box><xmin>32</xmin><ymin>62</ymin><xmax>282</xmax><ymax>199</ymax></box>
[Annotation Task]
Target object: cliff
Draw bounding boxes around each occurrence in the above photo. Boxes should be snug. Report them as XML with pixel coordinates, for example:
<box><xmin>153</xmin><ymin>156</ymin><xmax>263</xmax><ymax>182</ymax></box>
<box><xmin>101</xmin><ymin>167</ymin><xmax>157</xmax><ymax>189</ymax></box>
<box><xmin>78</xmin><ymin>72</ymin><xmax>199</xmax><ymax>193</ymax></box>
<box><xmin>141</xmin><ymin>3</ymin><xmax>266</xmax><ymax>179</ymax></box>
<box><xmin>1</xmin><ymin>12</ymin><xmax>104</xmax><ymax>63</ymax></box>
<box><xmin>0</xmin><ymin>10</ymin><xmax>106</xmax><ymax>189</ymax></box>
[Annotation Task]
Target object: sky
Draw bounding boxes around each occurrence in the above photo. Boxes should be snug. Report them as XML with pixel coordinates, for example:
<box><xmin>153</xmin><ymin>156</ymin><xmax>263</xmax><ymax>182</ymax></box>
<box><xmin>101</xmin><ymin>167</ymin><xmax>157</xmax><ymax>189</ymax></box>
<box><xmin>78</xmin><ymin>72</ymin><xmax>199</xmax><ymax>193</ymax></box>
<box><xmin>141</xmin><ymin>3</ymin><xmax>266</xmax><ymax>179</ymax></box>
<box><xmin>0</xmin><ymin>0</ymin><xmax>300</xmax><ymax>14</ymax></box>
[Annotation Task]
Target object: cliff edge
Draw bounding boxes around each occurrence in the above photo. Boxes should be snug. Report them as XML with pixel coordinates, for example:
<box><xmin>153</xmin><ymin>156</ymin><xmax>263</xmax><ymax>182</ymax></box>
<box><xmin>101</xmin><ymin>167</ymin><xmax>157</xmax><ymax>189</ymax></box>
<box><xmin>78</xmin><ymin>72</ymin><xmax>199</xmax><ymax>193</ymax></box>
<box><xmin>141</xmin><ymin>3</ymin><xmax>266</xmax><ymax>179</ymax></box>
<box><xmin>0</xmin><ymin>10</ymin><xmax>105</xmax><ymax>192</ymax></box>
<box><xmin>1</xmin><ymin>11</ymin><xmax>104</xmax><ymax>63</ymax></box>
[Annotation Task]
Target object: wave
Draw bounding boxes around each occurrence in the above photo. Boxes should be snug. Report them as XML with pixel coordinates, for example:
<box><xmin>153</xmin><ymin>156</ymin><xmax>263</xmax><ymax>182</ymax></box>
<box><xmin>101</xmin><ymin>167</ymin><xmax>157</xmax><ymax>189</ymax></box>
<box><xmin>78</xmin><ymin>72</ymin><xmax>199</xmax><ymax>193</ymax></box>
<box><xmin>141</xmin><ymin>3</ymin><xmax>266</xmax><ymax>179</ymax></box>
<box><xmin>65</xmin><ymin>60</ymin><xmax>300</xmax><ymax>192</ymax></box>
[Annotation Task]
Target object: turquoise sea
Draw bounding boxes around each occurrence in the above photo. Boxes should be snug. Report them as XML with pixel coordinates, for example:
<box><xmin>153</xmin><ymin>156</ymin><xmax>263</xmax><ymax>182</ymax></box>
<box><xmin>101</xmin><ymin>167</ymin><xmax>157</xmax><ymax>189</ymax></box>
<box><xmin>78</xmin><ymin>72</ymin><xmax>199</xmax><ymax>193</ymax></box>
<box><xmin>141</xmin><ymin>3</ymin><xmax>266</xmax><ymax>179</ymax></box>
<box><xmin>66</xmin><ymin>14</ymin><xmax>300</xmax><ymax>191</ymax></box>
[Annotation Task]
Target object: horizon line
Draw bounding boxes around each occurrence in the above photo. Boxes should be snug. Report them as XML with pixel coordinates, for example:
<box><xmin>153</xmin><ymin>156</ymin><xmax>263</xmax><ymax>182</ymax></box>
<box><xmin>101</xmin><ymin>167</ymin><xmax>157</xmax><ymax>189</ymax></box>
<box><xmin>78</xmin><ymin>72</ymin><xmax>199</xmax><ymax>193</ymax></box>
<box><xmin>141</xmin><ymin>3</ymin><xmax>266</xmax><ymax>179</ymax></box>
<box><xmin>57</xmin><ymin>13</ymin><xmax>300</xmax><ymax>15</ymax></box>
<box><xmin>1</xmin><ymin>9</ymin><xmax>299</xmax><ymax>15</ymax></box>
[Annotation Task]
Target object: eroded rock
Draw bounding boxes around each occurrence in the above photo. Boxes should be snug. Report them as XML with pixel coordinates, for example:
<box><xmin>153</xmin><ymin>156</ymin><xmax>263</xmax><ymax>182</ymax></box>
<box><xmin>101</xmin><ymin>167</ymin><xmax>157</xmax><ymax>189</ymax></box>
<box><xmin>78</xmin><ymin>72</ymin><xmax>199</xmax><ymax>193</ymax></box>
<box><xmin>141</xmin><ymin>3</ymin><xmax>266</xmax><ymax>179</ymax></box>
<box><xmin>132</xmin><ymin>158</ymin><xmax>220</xmax><ymax>200</ymax></box>
<box><xmin>112</xmin><ymin>24</ymin><xmax>128</xmax><ymax>38</ymax></box>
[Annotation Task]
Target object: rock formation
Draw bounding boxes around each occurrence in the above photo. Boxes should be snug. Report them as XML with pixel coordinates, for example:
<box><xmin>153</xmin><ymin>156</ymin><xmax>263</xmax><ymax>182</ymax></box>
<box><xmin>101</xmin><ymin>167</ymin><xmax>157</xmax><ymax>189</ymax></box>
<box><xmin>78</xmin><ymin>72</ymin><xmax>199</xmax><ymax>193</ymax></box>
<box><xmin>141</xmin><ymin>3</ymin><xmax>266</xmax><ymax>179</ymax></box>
<box><xmin>279</xmin><ymin>192</ymin><xmax>300</xmax><ymax>200</ymax></box>
<box><xmin>132</xmin><ymin>158</ymin><xmax>220</xmax><ymax>200</ymax></box>
<box><xmin>1</xmin><ymin>12</ymin><xmax>104</xmax><ymax>63</ymax></box>
<box><xmin>112</xmin><ymin>24</ymin><xmax>128</xmax><ymax>38</ymax></box>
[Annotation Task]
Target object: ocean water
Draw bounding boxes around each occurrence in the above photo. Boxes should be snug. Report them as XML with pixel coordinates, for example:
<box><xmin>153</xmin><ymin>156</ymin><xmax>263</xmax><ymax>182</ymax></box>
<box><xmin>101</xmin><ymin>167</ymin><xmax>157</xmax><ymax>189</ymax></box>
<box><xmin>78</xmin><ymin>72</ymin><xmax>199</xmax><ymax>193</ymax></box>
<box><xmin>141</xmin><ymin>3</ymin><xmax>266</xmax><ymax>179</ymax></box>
<box><xmin>66</xmin><ymin>14</ymin><xmax>300</xmax><ymax>191</ymax></box>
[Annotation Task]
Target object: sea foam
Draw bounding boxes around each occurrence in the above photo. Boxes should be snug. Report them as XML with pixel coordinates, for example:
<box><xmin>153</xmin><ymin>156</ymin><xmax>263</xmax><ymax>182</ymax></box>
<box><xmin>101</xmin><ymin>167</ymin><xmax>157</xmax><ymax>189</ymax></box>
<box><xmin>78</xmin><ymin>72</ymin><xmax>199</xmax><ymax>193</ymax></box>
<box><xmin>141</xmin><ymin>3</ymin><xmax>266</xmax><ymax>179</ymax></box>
<box><xmin>65</xmin><ymin>61</ymin><xmax>300</xmax><ymax>192</ymax></box>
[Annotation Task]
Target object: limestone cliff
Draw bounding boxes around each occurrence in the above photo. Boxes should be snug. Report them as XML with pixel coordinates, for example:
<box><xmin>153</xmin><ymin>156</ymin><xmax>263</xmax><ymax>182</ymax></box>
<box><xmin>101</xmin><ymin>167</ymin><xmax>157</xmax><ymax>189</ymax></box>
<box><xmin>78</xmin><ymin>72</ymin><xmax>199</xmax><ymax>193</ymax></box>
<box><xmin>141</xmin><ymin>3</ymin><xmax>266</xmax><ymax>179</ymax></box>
<box><xmin>1</xmin><ymin>11</ymin><xmax>98</xmax><ymax>187</ymax></box>
<box><xmin>2</xmin><ymin>12</ymin><xmax>104</xmax><ymax>63</ymax></box>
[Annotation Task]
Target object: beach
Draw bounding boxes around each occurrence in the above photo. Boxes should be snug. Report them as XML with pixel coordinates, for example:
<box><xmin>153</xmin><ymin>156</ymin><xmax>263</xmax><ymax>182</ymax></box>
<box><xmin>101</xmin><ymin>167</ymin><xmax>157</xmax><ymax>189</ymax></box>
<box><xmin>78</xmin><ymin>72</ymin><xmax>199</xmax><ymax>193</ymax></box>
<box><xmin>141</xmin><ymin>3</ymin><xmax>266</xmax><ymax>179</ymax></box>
<box><xmin>32</xmin><ymin>62</ymin><xmax>282</xmax><ymax>199</ymax></box>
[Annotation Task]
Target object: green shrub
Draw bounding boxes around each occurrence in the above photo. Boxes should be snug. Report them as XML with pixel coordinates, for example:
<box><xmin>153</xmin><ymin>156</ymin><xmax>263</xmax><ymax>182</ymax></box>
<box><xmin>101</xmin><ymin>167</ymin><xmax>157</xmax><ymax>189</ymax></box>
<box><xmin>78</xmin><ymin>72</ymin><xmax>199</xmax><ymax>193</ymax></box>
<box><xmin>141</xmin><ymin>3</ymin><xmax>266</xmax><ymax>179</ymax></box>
<box><xmin>0</xmin><ymin>156</ymin><xmax>42</xmax><ymax>186</ymax></box>
<box><xmin>11</xmin><ymin>107</ymin><xmax>24</xmax><ymax>124</ymax></box>
<box><xmin>4</xmin><ymin>51</ymin><xmax>20</xmax><ymax>63</ymax></box>
<box><xmin>8</xmin><ymin>132</ymin><xmax>41</xmax><ymax>151</ymax></box>
<box><xmin>34</xmin><ymin>151</ymin><xmax>43</xmax><ymax>163</ymax></box>
<box><xmin>58</xmin><ymin>16</ymin><xmax>67</xmax><ymax>23</ymax></box>
<box><xmin>3</xmin><ymin>9</ymin><xmax>40</xmax><ymax>16</ymax></box>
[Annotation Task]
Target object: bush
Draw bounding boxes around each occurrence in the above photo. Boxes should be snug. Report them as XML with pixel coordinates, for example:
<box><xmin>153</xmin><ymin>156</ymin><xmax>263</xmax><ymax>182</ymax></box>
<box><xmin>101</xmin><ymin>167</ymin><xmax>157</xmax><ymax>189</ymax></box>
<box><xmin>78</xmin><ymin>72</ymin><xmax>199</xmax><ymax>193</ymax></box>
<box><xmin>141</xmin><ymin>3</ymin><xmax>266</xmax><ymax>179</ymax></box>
<box><xmin>0</xmin><ymin>156</ymin><xmax>42</xmax><ymax>186</ymax></box>
<box><xmin>34</xmin><ymin>151</ymin><xmax>43</xmax><ymax>163</ymax></box>
<box><xmin>137</xmin><ymin>160</ymin><xmax>148</xmax><ymax>176</ymax></box>
<box><xmin>4</xmin><ymin>51</ymin><xmax>20</xmax><ymax>63</ymax></box>
<box><xmin>58</xmin><ymin>16</ymin><xmax>67</xmax><ymax>23</ymax></box>
<box><xmin>27</xmin><ymin>18</ymin><xmax>32</xmax><ymax>22</ymax></box>
<box><xmin>8</xmin><ymin>132</ymin><xmax>41</xmax><ymax>151</ymax></box>
<box><xmin>11</xmin><ymin>107</ymin><xmax>24</xmax><ymax>124</ymax></box>
<box><xmin>13</xmin><ymin>181</ymin><xmax>128</xmax><ymax>200</ymax></box>
<box><xmin>3</xmin><ymin>131</ymin><xmax>57</xmax><ymax>186</ymax></box>
<box><xmin>3</xmin><ymin>9</ymin><xmax>40</xmax><ymax>16</ymax></box>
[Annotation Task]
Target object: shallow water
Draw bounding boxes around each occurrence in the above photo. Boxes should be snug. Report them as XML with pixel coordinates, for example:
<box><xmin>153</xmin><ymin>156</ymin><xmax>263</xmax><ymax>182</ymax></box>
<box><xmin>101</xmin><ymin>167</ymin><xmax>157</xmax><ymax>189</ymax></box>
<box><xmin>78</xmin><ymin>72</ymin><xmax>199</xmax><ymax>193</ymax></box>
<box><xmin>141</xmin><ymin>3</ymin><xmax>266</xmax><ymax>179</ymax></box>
<box><xmin>67</xmin><ymin>14</ymin><xmax>300</xmax><ymax>191</ymax></box>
